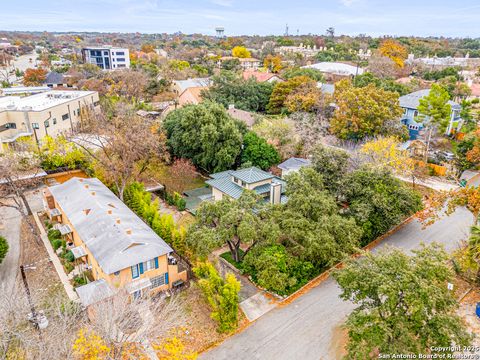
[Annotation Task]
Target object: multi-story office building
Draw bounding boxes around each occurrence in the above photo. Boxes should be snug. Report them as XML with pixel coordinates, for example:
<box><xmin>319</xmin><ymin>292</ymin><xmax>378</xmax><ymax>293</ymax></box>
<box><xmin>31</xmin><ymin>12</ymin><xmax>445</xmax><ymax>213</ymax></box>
<box><xmin>81</xmin><ymin>46</ymin><xmax>130</xmax><ymax>70</ymax></box>
<box><xmin>0</xmin><ymin>90</ymin><xmax>100</xmax><ymax>151</ymax></box>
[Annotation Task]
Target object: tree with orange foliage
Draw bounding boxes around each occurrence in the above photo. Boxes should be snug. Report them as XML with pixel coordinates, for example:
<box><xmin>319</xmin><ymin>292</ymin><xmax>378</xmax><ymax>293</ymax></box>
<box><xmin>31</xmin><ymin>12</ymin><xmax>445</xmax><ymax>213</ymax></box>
<box><xmin>263</xmin><ymin>55</ymin><xmax>283</xmax><ymax>73</ymax></box>
<box><xmin>141</xmin><ymin>43</ymin><xmax>155</xmax><ymax>53</ymax></box>
<box><xmin>379</xmin><ymin>39</ymin><xmax>408</xmax><ymax>68</ymax></box>
<box><xmin>23</xmin><ymin>67</ymin><xmax>47</xmax><ymax>86</ymax></box>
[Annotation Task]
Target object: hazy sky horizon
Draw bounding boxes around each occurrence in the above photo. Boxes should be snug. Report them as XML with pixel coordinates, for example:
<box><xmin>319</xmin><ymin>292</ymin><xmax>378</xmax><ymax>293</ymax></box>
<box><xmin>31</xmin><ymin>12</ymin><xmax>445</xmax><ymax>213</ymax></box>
<box><xmin>2</xmin><ymin>0</ymin><xmax>480</xmax><ymax>38</ymax></box>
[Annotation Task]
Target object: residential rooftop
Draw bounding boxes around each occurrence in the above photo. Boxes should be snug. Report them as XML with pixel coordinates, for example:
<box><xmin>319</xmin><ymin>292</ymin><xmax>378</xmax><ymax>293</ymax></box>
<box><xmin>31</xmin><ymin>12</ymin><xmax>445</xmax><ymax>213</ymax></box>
<box><xmin>302</xmin><ymin>62</ymin><xmax>364</xmax><ymax>76</ymax></box>
<box><xmin>0</xmin><ymin>90</ymin><xmax>97</xmax><ymax>112</ymax></box>
<box><xmin>174</xmin><ymin>78</ymin><xmax>211</xmax><ymax>93</ymax></box>
<box><xmin>48</xmin><ymin>177</ymin><xmax>173</xmax><ymax>274</ymax></box>
<box><xmin>278</xmin><ymin>157</ymin><xmax>312</xmax><ymax>172</ymax></box>
<box><xmin>399</xmin><ymin>89</ymin><xmax>461</xmax><ymax>110</ymax></box>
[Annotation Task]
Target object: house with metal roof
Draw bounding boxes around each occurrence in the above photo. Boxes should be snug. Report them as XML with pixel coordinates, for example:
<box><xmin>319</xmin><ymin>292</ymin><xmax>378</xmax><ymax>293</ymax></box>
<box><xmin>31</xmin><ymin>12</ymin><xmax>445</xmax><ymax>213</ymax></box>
<box><xmin>399</xmin><ymin>89</ymin><xmax>463</xmax><ymax>139</ymax></box>
<box><xmin>43</xmin><ymin>177</ymin><xmax>187</xmax><ymax>305</ymax></box>
<box><xmin>277</xmin><ymin>157</ymin><xmax>312</xmax><ymax>178</ymax></box>
<box><xmin>206</xmin><ymin>166</ymin><xmax>286</xmax><ymax>205</ymax></box>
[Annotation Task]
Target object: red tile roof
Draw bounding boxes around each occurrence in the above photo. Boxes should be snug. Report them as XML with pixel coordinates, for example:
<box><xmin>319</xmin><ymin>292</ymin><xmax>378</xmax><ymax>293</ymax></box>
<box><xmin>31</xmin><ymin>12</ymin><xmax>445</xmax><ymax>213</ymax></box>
<box><xmin>242</xmin><ymin>71</ymin><xmax>280</xmax><ymax>82</ymax></box>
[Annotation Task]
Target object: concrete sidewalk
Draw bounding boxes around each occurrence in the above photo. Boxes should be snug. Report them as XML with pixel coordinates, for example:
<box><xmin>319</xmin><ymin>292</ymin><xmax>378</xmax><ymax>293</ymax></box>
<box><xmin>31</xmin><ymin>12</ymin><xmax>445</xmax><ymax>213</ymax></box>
<box><xmin>32</xmin><ymin>212</ymin><xmax>79</xmax><ymax>302</ymax></box>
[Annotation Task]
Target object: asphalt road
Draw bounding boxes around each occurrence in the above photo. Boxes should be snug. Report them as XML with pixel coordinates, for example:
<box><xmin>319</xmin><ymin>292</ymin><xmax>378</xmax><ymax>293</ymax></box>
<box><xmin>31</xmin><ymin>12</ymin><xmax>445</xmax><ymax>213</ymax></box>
<box><xmin>0</xmin><ymin>190</ymin><xmax>44</xmax><ymax>293</ymax></box>
<box><xmin>201</xmin><ymin>207</ymin><xmax>475</xmax><ymax>360</ymax></box>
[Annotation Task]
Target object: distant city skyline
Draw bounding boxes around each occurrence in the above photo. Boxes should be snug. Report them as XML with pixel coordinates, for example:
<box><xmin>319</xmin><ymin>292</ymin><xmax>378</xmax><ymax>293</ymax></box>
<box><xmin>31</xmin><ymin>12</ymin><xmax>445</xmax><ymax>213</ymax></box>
<box><xmin>2</xmin><ymin>0</ymin><xmax>480</xmax><ymax>38</ymax></box>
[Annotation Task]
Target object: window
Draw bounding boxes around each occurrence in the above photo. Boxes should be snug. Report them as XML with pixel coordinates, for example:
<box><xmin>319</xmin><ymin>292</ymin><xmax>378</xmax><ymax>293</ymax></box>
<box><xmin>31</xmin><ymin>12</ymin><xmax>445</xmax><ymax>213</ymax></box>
<box><xmin>117</xmin><ymin>64</ymin><xmax>126</xmax><ymax>68</ymax></box>
<box><xmin>241</xmin><ymin>181</ymin><xmax>247</xmax><ymax>187</ymax></box>
<box><xmin>53</xmin><ymin>118</ymin><xmax>57</xmax><ymax>125</ymax></box>
<box><xmin>114</xmin><ymin>271</ymin><xmax>120</xmax><ymax>276</ymax></box>
<box><xmin>44</xmin><ymin>120</ymin><xmax>50</xmax><ymax>128</ymax></box>
<box><xmin>143</xmin><ymin>259</ymin><xmax>156</xmax><ymax>272</ymax></box>
<box><xmin>116</xmin><ymin>51</ymin><xmax>125</xmax><ymax>55</ymax></box>
<box><xmin>93</xmin><ymin>101</ymin><xmax>100</xmax><ymax>107</ymax></box>
<box><xmin>131</xmin><ymin>264</ymin><xmax>139</xmax><ymax>279</ymax></box>
<box><xmin>104</xmin><ymin>51</ymin><xmax>109</xmax><ymax>55</ymax></box>
<box><xmin>62</xmin><ymin>113</ymin><xmax>69</xmax><ymax>121</ymax></box>
<box><xmin>32</xmin><ymin>123</ymin><xmax>39</xmax><ymax>129</ymax></box>
<box><xmin>151</xmin><ymin>274</ymin><xmax>165</xmax><ymax>289</ymax></box>
<box><xmin>116</xmin><ymin>58</ymin><xmax>126</xmax><ymax>62</ymax></box>
<box><xmin>4</xmin><ymin>123</ymin><xmax>16</xmax><ymax>129</ymax></box>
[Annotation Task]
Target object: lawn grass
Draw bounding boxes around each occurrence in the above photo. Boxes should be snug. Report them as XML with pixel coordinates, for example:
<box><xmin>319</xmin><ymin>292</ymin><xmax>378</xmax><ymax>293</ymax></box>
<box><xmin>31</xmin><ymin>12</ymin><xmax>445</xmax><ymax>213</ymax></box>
<box><xmin>220</xmin><ymin>250</ymin><xmax>245</xmax><ymax>271</ymax></box>
<box><xmin>144</xmin><ymin>161</ymin><xmax>206</xmax><ymax>193</ymax></box>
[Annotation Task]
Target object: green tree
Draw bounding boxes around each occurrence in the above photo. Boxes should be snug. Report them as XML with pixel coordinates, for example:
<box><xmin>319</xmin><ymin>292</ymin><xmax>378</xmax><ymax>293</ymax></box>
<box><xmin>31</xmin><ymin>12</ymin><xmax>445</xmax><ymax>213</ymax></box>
<box><xmin>267</xmin><ymin>76</ymin><xmax>315</xmax><ymax>114</ymax></box>
<box><xmin>343</xmin><ymin>168</ymin><xmax>423</xmax><ymax>245</ymax></box>
<box><xmin>193</xmin><ymin>262</ymin><xmax>241</xmax><ymax>333</ymax></box>
<box><xmin>417</xmin><ymin>83</ymin><xmax>452</xmax><ymax>132</ymax></box>
<box><xmin>202</xmin><ymin>71</ymin><xmax>274</xmax><ymax>112</ymax></box>
<box><xmin>243</xmin><ymin>244</ymin><xmax>314</xmax><ymax>296</ymax></box>
<box><xmin>330</xmin><ymin>79</ymin><xmax>403</xmax><ymax>140</ymax></box>
<box><xmin>241</xmin><ymin>131</ymin><xmax>281</xmax><ymax>170</ymax></box>
<box><xmin>281</xmin><ymin>67</ymin><xmax>325</xmax><ymax>82</ymax></box>
<box><xmin>187</xmin><ymin>191</ymin><xmax>279</xmax><ymax>262</ymax></box>
<box><xmin>311</xmin><ymin>145</ymin><xmax>350</xmax><ymax>196</ymax></box>
<box><xmin>333</xmin><ymin>244</ymin><xmax>471</xmax><ymax>358</ymax></box>
<box><xmin>163</xmin><ymin>102</ymin><xmax>244</xmax><ymax>172</ymax></box>
<box><xmin>0</xmin><ymin>236</ymin><xmax>8</xmax><ymax>264</ymax></box>
<box><xmin>353</xmin><ymin>72</ymin><xmax>410</xmax><ymax>96</ymax></box>
<box><xmin>273</xmin><ymin>168</ymin><xmax>362</xmax><ymax>267</ymax></box>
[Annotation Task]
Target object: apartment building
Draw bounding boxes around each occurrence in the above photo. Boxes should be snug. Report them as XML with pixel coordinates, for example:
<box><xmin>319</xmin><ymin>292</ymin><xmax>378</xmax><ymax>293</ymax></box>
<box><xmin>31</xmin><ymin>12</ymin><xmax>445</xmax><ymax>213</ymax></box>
<box><xmin>43</xmin><ymin>177</ymin><xmax>187</xmax><ymax>305</ymax></box>
<box><xmin>0</xmin><ymin>90</ymin><xmax>99</xmax><ymax>152</ymax></box>
<box><xmin>82</xmin><ymin>46</ymin><xmax>130</xmax><ymax>70</ymax></box>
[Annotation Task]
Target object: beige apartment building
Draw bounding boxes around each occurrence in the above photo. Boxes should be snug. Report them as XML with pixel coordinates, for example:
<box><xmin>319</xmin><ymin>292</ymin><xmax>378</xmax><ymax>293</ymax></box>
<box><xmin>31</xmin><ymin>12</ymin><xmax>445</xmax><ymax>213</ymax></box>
<box><xmin>0</xmin><ymin>90</ymin><xmax>100</xmax><ymax>152</ymax></box>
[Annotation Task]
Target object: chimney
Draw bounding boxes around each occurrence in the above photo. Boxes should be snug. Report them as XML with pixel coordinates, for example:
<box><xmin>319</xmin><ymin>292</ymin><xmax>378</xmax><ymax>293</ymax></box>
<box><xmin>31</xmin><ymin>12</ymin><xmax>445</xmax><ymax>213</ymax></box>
<box><xmin>270</xmin><ymin>182</ymin><xmax>282</xmax><ymax>205</ymax></box>
<box><xmin>107</xmin><ymin>209</ymin><xmax>113</xmax><ymax>215</ymax></box>
<box><xmin>91</xmin><ymin>191</ymin><xmax>95</xmax><ymax>196</ymax></box>
<box><xmin>116</xmin><ymin>218</ymin><xmax>121</xmax><ymax>224</ymax></box>
<box><xmin>126</xmin><ymin>229</ymin><xmax>132</xmax><ymax>235</ymax></box>
<box><xmin>84</xmin><ymin>184</ymin><xmax>89</xmax><ymax>189</ymax></box>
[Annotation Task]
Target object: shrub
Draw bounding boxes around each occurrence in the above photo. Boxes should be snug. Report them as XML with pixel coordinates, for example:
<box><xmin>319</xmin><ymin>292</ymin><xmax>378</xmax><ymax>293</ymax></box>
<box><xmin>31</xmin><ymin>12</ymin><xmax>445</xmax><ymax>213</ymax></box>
<box><xmin>73</xmin><ymin>275</ymin><xmax>87</xmax><ymax>287</ymax></box>
<box><xmin>193</xmin><ymin>262</ymin><xmax>241</xmax><ymax>333</ymax></box>
<box><xmin>64</xmin><ymin>251</ymin><xmax>75</xmax><ymax>263</ymax></box>
<box><xmin>52</xmin><ymin>239</ymin><xmax>63</xmax><ymax>250</ymax></box>
<box><xmin>64</xmin><ymin>262</ymin><xmax>74</xmax><ymax>274</ymax></box>
<box><xmin>0</xmin><ymin>236</ymin><xmax>9</xmax><ymax>264</ymax></box>
<box><xmin>47</xmin><ymin>229</ymin><xmax>61</xmax><ymax>243</ymax></box>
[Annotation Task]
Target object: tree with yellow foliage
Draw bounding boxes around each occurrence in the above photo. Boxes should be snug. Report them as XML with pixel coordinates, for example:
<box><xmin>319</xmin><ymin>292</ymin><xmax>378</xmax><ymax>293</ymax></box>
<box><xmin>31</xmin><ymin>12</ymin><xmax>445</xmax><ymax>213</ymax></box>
<box><xmin>379</xmin><ymin>39</ymin><xmax>408</xmax><ymax>68</ymax></box>
<box><xmin>155</xmin><ymin>337</ymin><xmax>197</xmax><ymax>360</ymax></box>
<box><xmin>263</xmin><ymin>55</ymin><xmax>283</xmax><ymax>73</ymax></box>
<box><xmin>232</xmin><ymin>46</ymin><xmax>251</xmax><ymax>58</ymax></box>
<box><xmin>72</xmin><ymin>329</ymin><xmax>111</xmax><ymax>360</ymax></box>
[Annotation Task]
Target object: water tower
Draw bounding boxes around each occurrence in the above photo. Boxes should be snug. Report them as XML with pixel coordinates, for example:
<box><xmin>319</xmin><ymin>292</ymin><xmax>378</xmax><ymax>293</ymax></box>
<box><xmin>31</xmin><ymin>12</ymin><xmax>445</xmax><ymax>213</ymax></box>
<box><xmin>215</xmin><ymin>27</ymin><xmax>225</xmax><ymax>38</ymax></box>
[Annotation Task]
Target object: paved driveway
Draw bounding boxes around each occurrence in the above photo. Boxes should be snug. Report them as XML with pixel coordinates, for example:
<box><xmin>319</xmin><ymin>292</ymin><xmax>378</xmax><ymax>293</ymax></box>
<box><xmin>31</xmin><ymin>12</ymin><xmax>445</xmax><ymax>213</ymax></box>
<box><xmin>201</xmin><ymin>207</ymin><xmax>475</xmax><ymax>360</ymax></box>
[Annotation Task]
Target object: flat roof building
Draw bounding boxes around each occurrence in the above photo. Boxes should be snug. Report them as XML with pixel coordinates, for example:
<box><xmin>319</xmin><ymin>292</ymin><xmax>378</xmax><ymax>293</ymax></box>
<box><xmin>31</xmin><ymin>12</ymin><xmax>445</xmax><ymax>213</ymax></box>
<box><xmin>82</xmin><ymin>46</ymin><xmax>130</xmax><ymax>70</ymax></box>
<box><xmin>0</xmin><ymin>90</ymin><xmax>99</xmax><ymax>151</ymax></box>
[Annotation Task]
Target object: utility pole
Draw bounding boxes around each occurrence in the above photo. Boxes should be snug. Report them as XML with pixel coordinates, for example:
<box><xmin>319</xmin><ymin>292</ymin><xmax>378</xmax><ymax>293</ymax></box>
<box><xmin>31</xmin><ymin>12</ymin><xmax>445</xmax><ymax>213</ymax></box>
<box><xmin>20</xmin><ymin>264</ymin><xmax>45</xmax><ymax>340</ymax></box>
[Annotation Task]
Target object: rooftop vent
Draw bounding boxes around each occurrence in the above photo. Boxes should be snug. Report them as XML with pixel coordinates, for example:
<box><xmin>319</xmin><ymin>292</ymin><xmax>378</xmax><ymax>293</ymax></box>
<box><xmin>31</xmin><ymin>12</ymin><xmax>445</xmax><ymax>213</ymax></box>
<box><xmin>107</xmin><ymin>209</ymin><xmax>113</xmax><ymax>215</ymax></box>
<box><xmin>126</xmin><ymin>229</ymin><xmax>132</xmax><ymax>235</ymax></box>
<box><xmin>116</xmin><ymin>218</ymin><xmax>121</xmax><ymax>224</ymax></box>
<box><xmin>91</xmin><ymin>191</ymin><xmax>95</xmax><ymax>196</ymax></box>
<box><xmin>83</xmin><ymin>209</ymin><xmax>91</xmax><ymax>216</ymax></box>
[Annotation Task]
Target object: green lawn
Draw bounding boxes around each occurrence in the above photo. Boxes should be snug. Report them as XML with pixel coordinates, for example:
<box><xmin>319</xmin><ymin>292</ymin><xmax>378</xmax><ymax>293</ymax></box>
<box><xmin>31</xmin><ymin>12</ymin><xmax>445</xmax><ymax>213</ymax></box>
<box><xmin>220</xmin><ymin>250</ymin><xmax>245</xmax><ymax>271</ymax></box>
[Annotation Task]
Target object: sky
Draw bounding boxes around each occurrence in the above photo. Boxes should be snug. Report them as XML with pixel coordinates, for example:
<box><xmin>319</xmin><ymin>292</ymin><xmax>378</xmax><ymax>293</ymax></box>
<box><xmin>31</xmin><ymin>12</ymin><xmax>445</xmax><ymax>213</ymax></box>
<box><xmin>2</xmin><ymin>0</ymin><xmax>480</xmax><ymax>38</ymax></box>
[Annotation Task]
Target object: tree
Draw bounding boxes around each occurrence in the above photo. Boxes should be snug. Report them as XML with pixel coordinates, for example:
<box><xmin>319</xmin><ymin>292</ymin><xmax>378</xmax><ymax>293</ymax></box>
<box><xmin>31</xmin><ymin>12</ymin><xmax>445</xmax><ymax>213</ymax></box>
<box><xmin>379</xmin><ymin>39</ymin><xmax>408</xmax><ymax>68</ymax></box>
<box><xmin>140</xmin><ymin>43</ymin><xmax>155</xmax><ymax>53</ymax></box>
<box><xmin>311</xmin><ymin>144</ymin><xmax>350</xmax><ymax>196</ymax></box>
<box><xmin>163</xmin><ymin>102</ymin><xmax>244</xmax><ymax>172</ymax></box>
<box><xmin>73</xmin><ymin>329</ymin><xmax>111</xmax><ymax>360</ymax></box>
<box><xmin>0</xmin><ymin>236</ymin><xmax>8</xmax><ymax>264</ymax></box>
<box><xmin>0</xmin><ymin>151</ymin><xmax>42</xmax><ymax>220</ymax></box>
<box><xmin>231</xmin><ymin>46</ymin><xmax>251</xmax><ymax>58</ymax></box>
<box><xmin>417</xmin><ymin>83</ymin><xmax>452</xmax><ymax>133</ymax></box>
<box><xmin>330</xmin><ymin>79</ymin><xmax>403</xmax><ymax>140</ymax></box>
<box><xmin>241</xmin><ymin>131</ymin><xmax>281</xmax><ymax>170</ymax></box>
<box><xmin>23</xmin><ymin>68</ymin><xmax>47</xmax><ymax>86</ymax></box>
<box><xmin>343</xmin><ymin>167</ymin><xmax>423</xmax><ymax>245</ymax></box>
<box><xmin>333</xmin><ymin>244</ymin><xmax>471</xmax><ymax>358</ymax></box>
<box><xmin>360</xmin><ymin>136</ymin><xmax>411</xmax><ymax>173</ymax></box>
<box><xmin>253</xmin><ymin>116</ymin><xmax>299</xmax><ymax>159</ymax></box>
<box><xmin>193</xmin><ymin>262</ymin><xmax>241</xmax><ymax>333</ymax></box>
<box><xmin>202</xmin><ymin>71</ymin><xmax>274</xmax><ymax>112</ymax></box>
<box><xmin>263</xmin><ymin>55</ymin><xmax>283</xmax><ymax>73</ymax></box>
<box><xmin>168</xmin><ymin>158</ymin><xmax>198</xmax><ymax>194</ymax></box>
<box><xmin>187</xmin><ymin>191</ymin><xmax>279</xmax><ymax>262</ymax></box>
<box><xmin>220</xmin><ymin>58</ymin><xmax>241</xmax><ymax>71</ymax></box>
<box><xmin>353</xmin><ymin>72</ymin><xmax>410</xmax><ymax>96</ymax></box>
<box><xmin>39</xmin><ymin>136</ymin><xmax>88</xmax><ymax>171</ymax></box>
<box><xmin>275</xmin><ymin>168</ymin><xmax>362</xmax><ymax>266</ymax></box>
<box><xmin>267</xmin><ymin>76</ymin><xmax>315</xmax><ymax>114</ymax></box>
<box><xmin>72</xmin><ymin>105</ymin><xmax>166</xmax><ymax>200</ymax></box>
<box><xmin>281</xmin><ymin>67</ymin><xmax>325</xmax><ymax>82</ymax></box>
<box><xmin>284</xmin><ymin>81</ymin><xmax>323</xmax><ymax>113</ymax></box>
